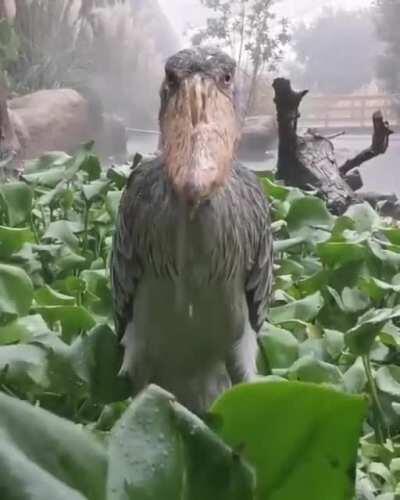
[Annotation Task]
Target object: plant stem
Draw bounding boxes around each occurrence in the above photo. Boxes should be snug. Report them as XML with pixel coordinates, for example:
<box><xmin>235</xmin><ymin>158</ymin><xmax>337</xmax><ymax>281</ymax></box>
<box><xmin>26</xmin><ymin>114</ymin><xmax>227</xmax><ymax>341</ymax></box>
<box><xmin>83</xmin><ymin>201</ymin><xmax>90</xmax><ymax>253</ymax></box>
<box><xmin>30</xmin><ymin>214</ymin><xmax>40</xmax><ymax>244</ymax></box>
<box><xmin>362</xmin><ymin>355</ymin><xmax>387</xmax><ymax>444</ymax></box>
<box><xmin>257</xmin><ymin>334</ymin><xmax>272</xmax><ymax>376</ymax></box>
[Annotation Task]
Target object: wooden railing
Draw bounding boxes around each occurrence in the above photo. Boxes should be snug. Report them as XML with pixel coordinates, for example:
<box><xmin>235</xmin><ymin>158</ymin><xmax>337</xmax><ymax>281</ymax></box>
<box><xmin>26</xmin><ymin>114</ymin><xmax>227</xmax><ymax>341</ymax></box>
<box><xmin>299</xmin><ymin>94</ymin><xmax>399</xmax><ymax>130</ymax></box>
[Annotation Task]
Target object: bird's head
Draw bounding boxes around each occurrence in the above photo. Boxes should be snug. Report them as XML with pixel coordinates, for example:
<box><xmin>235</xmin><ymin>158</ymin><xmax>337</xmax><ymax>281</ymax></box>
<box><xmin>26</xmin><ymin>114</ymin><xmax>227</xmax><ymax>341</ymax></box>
<box><xmin>159</xmin><ymin>47</ymin><xmax>240</xmax><ymax>207</ymax></box>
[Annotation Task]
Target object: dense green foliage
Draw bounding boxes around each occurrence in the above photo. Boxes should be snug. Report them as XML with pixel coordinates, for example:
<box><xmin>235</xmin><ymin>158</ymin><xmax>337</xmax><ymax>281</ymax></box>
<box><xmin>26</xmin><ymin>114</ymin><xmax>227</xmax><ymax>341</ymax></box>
<box><xmin>0</xmin><ymin>146</ymin><xmax>399</xmax><ymax>498</ymax></box>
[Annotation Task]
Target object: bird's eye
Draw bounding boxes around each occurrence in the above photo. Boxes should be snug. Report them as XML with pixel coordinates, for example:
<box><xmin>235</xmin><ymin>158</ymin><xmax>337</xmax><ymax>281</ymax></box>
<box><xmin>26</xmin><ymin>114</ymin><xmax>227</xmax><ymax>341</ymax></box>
<box><xmin>223</xmin><ymin>73</ymin><xmax>232</xmax><ymax>85</ymax></box>
<box><xmin>166</xmin><ymin>69</ymin><xmax>178</xmax><ymax>87</ymax></box>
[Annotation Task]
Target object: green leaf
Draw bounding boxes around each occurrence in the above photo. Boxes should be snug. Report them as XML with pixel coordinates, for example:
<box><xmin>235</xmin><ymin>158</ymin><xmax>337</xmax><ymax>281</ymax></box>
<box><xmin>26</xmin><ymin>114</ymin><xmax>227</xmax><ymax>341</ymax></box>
<box><xmin>22</xmin><ymin>166</ymin><xmax>70</xmax><ymax>188</ymax></box>
<box><xmin>211</xmin><ymin>381</ymin><xmax>366</xmax><ymax>500</ymax></box>
<box><xmin>55</xmin><ymin>247</ymin><xmax>87</xmax><ymax>274</ymax></box>
<box><xmin>261</xmin><ymin>177</ymin><xmax>290</xmax><ymax>201</ymax></box>
<box><xmin>35</xmin><ymin>286</ymin><xmax>76</xmax><ymax>307</ymax></box>
<box><xmin>343</xmin><ymin>358</ymin><xmax>368</xmax><ymax>394</ymax></box>
<box><xmin>80</xmin><ymin>154</ymin><xmax>102</xmax><ymax>181</ymax></box>
<box><xmin>274</xmin><ymin>236</ymin><xmax>305</xmax><ymax>253</ymax></box>
<box><xmin>361</xmin><ymin>277</ymin><xmax>400</xmax><ymax>302</ymax></box>
<box><xmin>323</xmin><ymin>329</ymin><xmax>345</xmax><ymax>360</ymax></box>
<box><xmin>345</xmin><ymin>203</ymin><xmax>381</xmax><ymax>233</ymax></box>
<box><xmin>107</xmin><ymin>165</ymin><xmax>132</xmax><ymax>190</ymax></box>
<box><xmin>81</xmin><ymin>270</ymin><xmax>112</xmax><ymax>317</ymax></box>
<box><xmin>0</xmin><ymin>392</ymin><xmax>107</xmax><ymax>500</ymax></box>
<box><xmin>269</xmin><ymin>292</ymin><xmax>324</xmax><ymax>324</ymax></box>
<box><xmin>317</xmin><ymin>241</ymin><xmax>368</xmax><ymax>267</ymax></box>
<box><xmin>0</xmin><ymin>182</ymin><xmax>33</xmax><ymax>226</ymax></box>
<box><xmin>376</xmin><ymin>366</ymin><xmax>400</xmax><ymax>398</ymax></box>
<box><xmin>107</xmin><ymin>385</ymin><xmax>254</xmax><ymax>500</ymax></box>
<box><xmin>382</xmin><ymin>228</ymin><xmax>400</xmax><ymax>246</ymax></box>
<box><xmin>23</xmin><ymin>151</ymin><xmax>71</xmax><ymax>174</ymax></box>
<box><xmin>64</xmin><ymin>143</ymin><xmax>98</xmax><ymax>181</ymax></box>
<box><xmin>286</xmin><ymin>196</ymin><xmax>335</xmax><ymax>244</ymax></box>
<box><xmin>259</xmin><ymin>324</ymin><xmax>299</xmax><ymax>369</ymax></box>
<box><xmin>0</xmin><ymin>226</ymin><xmax>34</xmax><ymax>259</ymax></box>
<box><xmin>0</xmin><ymin>263</ymin><xmax>33</xmax><ymax>324</ymax></box>
<box><xmin>341</xmin><ymin>287</ymin><xmax>370</xmax><ymax>314</ymax></box>
<box><xmin>43</xmin><ymin>221</ymin><xmax>79</xmax><ymax>251</ymax></box>
<box><xmin>75</xmin><ymin>324</ymin><xmax>130</xmax><ymax>403</ymax></box>
<box><xmin>346</xmin><ymin>307</ymin><xmax>400</xmax><ymax>356</ymax></box>
<box><xmin>0</xmin><ymin>343</ymin><xmax>48</xmax><ymax>391</ymax></box>
<box><xmin>288</xmin><ymin>356</ymin><xmax>343</xmax><ymax>385</ymax></box>
<box><xmin>0</xmin><ymin>314</ymin><xmax>51</xmax><ymax>344</ymax></box>
<box><xmin>36</xmin><ymin>305</ymin><xmax>96</xmax><ymax>342</ymax></box>
<box><xmin>296</xmin><ymin>271</ymin><xmax>329</xmax><ymax>296</ymax></box>
<box><xmin>330</xmin><ymin>216</ymin><xmax>355</xmax><ymax>240</ymax></box>
<box><xmin>368</xmin><ymin>240</ymin><xmax>400</xmax><ymax>268</ymax></box>
<box><xmin>37</xmin><ymin>181</ymin><xmax>67</xmax><ymax>208</ymax></box>
<box><xmin>82</xmin><ymin>180</ymin><xmax>110</xmax><ymax>204</ymax></box>
<box><xmin>106</xmin><ymin>191</ymin><xmax>122</xmax><ymax>222</ymax></box>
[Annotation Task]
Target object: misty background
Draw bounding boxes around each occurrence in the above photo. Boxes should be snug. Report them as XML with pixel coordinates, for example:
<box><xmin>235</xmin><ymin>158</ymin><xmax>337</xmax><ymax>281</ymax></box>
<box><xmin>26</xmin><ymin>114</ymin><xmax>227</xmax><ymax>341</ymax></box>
<box><xmin>0</xmin><ymin>0</ymin><xmax>398</xmax><ymax>192</ymax></box>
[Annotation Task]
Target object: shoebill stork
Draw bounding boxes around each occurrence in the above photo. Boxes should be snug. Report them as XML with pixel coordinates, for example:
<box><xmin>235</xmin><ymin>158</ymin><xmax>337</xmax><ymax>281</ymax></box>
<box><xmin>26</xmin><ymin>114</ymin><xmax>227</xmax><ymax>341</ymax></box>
<box><xmin>111</xmin><ymin>47</ymin><xmax>273</xmax><ymax>414</ymax></box>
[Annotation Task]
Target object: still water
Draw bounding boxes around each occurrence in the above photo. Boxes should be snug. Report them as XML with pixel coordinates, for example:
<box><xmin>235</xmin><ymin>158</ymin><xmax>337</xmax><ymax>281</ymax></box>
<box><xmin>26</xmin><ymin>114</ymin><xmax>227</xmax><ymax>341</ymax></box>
<box><xmin>128</xmin><ymin>133</ymin><xmax>400</xmax><ymax>196</ymax></box>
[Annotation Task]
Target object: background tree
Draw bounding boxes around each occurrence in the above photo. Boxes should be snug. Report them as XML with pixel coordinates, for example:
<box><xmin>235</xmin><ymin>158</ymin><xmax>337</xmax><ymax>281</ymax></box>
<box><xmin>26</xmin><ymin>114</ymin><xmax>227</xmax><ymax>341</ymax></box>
<box><xmin>293</xmin><ymin>8</ymin><xmax>378</xmax><ymax>94</ymax></box>
<box><xmin>190</xmin><ymin>0</ymin><xmax>289</xmax><ymax>115</ymax></box>
<box><xmin>0</xmin><ymin>0</ymin><xmax>179</xmax><ymax>126</ymax></box>
<box><xmin>375</xmin><ymin>0</ymin><xmax>400</xmax><ymax>95</ymax></box>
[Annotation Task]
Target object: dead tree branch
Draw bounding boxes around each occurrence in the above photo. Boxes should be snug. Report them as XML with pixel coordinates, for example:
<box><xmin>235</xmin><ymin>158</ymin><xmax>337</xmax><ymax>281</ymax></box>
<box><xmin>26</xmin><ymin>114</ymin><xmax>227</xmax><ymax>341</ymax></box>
<box><xmin>339</xmin><ymin>111</ymin><xmax>394</xmax><ymax>176</ymax></box>
<box><xmin>273</xmin><ymin>78</ymin><xmax>396</xmax><ymax>216</ymax></box>
<box><xmin>273</xmin><ymin>77</ymin><xmax>356</xmax><ymax>214</ymax></box>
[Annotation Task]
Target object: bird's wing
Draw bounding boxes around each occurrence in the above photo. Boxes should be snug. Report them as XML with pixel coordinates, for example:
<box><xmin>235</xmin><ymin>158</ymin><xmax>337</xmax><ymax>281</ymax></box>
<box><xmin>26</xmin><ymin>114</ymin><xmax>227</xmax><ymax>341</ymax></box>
<box><xmin>110</xmin><ymin>161</ymin><xmax>151</xmax><ymax>339</ymax></box>
<box><xmin>241</xmin><ymin>168</ymin><xmax>274</xmax><ymax>333</ymax></box>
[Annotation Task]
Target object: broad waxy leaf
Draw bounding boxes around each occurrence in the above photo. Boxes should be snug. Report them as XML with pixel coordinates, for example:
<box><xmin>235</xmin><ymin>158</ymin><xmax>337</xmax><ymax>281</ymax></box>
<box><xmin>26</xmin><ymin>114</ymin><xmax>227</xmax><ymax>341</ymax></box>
<box><xmin>74</xmin><ymin>324</ymin><xmax>130</xmax><ymax>403</ymax></box>
<box><xmin>346</xmin><ymin>307</ymin><xmax>400</xmax><ymax>355</ymax></box>
<box><xmin>0</xmin><ymin>147</ymin><xmax>398</xmax><ymax>500</ymax></box>
<box><xmin>0</xmin><ymin>226</ymin><xmax>34</xmax><ymax>258</ymax></box>
<box><xmin>82</xmin><ymin>180</ymin><xmax>110</xmax><ymax>203</ymax></box>
<box><xmin>106</xmin><ymin>191</ymin><xmax>122</xmax><ymax>222</ymax></box>
<box><xmin>35</xmin><ymin>285</ymin><xmax>76</xmax><ymax>306</ymax></box>
<box><xmin>0</xmin><ymin>343</ymin><xmax>48</xmax><ymax>391</ymax></box>
<box><xmin>375</xmin><ymin>366</ymin><xmax>400</xmax><ymax>398</ymax></box>
<box><xmin>0</xmin><ymin>263</ymin><xmax>33</xmax><ymax>324</ymax></box>
<box><xmin>286</xmin><ymin>196</ymin><xmax>335</xmax><ymax>244</ymax></box>
<box><xmin>261</xmin><ymin>177</ymin><xmax>290</xmax><ymax>201</ymax></box>
<box><xmin>288</xmin><ymin>356</ymin><xmax>343</xmax><ymax>385</ymax></box>
<box><xmin>0</xmin><ymin>314</ymin><xmax>50</xmax><ymax>344</ymax></box>
<box><xmin>345</xmin><ymin>203</ymin><xmax>381</xmax><ymax>234</ymax></box>
<box><xmin>107</xmin><ymin>385</ymin><xmax>255</xmax><ymax>500</ymax></box>
<box><xmin>269</xmin><ymin>292</ymin><xmax>324</xmax><ymax>324</ymax></box>
<box><xmin>43</xmin><ymin>220</ymin><xmax>80</xmax><ymax>251</ymax></box>
<box><xmin>318</xmin><ymin>241</ymin><xmax>368</xmax><ymax>267</ymax></box>
<box><xmin>211</xmin><ymin>381</ymin><xmax>366</xmax><ymax>500</ymax></box>
<box><xmin>22</xmin><ymin>165</ymin><xmax>69</xmax><ymax>188</ymax></box>
<box><xmin>0</xmin><ymin>392</ymin><xmax>107</xmax><ymax>500</ymax></box>
<box><xmin>259</xmin><ymin>324</ymin><xmax>299</xmax><ymax>369</ymax></box>
<box><xmin>35</xmin><ymin>305</ymin><xmax>96</xmax><ymax>341</ymax></box>
<box><xmin>0</xmin><ymin>182</ymin><xmax>33</xmax><ymax>226</ymax></box>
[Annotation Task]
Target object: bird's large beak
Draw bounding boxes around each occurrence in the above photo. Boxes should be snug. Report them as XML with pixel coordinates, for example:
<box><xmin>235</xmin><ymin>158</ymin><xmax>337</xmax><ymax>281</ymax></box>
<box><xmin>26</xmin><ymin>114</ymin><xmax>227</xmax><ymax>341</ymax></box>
<box><xmin>160</xmin><ymin>73</ymin><xmax>238</xmax><ymax>206</ymax></box>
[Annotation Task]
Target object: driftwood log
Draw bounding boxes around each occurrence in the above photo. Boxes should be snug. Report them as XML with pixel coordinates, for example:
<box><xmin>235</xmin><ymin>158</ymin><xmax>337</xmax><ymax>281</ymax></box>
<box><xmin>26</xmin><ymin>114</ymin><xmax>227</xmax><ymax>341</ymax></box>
<box><xmin>273</xmin><ymin>78</ymin><xmax>396</xmax><ymax>216</ymax></box>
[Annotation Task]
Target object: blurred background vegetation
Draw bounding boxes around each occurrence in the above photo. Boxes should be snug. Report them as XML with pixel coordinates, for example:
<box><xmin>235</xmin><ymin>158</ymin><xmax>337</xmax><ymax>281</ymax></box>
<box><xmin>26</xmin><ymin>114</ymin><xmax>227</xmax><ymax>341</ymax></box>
<box><xmin>0</xmin><ymin>0</ymin><xmax>398</xmax><ymax>126</ymax></box>
<box><xmin>0</xmin><ymin>0</ymin><xmax>179</xmax><ymax>127</ymax></box>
